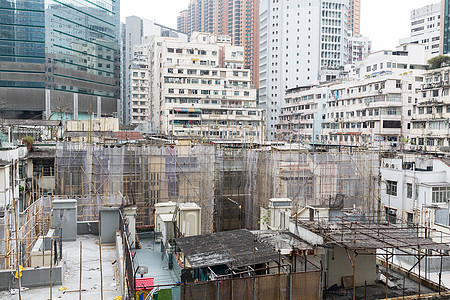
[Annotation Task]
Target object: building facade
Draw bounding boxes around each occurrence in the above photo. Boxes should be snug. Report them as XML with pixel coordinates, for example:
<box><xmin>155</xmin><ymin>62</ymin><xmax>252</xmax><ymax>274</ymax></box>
<box><xmin>348</xmin><ymin>0</ymin><xmax>360</xmax><ymax>35</ymax></box>
<box><xmin>0</xmin><ymin>0</ymin><xmax>46</xmax><ymax>119</ymax></box>
<box><xmin>129</xmin><ymin>44</ymin><xmax>150</xmax><ymax>126</ymax></box>
<box><xmin>278</xmin><ymin>44</ymin><xmax>429</xmax><ymax>149</ymax></box>
<box><xmin>381</xmin><ymin>156</ymin><xmax>450</xmax><ymax>227</ymax></box>
<box><xmin>45</xmin><ymin>0</ymin><xmax>121</xmax><ymax>120</ymax></box>
<box><xmin>123</xmin><ymin>16</ymin><xmax>188</xmax><ymax>125</ymax></box>
<box><xmin>259</xmin><ymin>0</ymin><xmax>349</xmax><ymax>140</ymax></box>
<box><xmin>0</xmin><ymin>0</ymin><xmax>121</xmax><ymax>120</ymax></box>
<box><xmin>177</xmin><ymin>0</ymin><xmax>260</xmax><ymax>87</ymax></box>
<box><xmin>399</xmin><ymin>3</ymin><xmax>440</xmax><ymax>57</ymax></box>
<box><xmin>348</xmin><ymin>35</ymin><xmax>371</xmax><ymax>64</ymax></box>
<box><xmin>410</xmin><ymin>66</ymin><xmax>450</xmax><ymax>153</ymax></box>
<box><xmin>149</xmin><ymin>33</ymin><xmax>264</xmax><ymax>143</ymax></box>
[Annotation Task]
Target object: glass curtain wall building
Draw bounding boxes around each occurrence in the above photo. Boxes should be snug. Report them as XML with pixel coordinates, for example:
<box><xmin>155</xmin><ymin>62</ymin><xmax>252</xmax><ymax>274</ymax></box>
<box><xmin>0</xmin><ymin>0</ymin><xmax>46</xmax><ymax>118</ymax></box>
<box><xmin>443</xmin><ymin>0</ymin><xmax>450</xmax><ymax>54</ymax></box>
<box><xmin>0</xmin><ymin>0</ymin><xmax>120</xmax><ymax>120</ymax></box>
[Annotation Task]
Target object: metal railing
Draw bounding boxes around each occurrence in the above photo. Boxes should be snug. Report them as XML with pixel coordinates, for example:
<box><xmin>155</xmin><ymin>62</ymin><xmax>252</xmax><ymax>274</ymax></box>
<box><xmin>119</xmin><ymin>210</ymin><xmax>136</xmax><ymax>299</ymax></box>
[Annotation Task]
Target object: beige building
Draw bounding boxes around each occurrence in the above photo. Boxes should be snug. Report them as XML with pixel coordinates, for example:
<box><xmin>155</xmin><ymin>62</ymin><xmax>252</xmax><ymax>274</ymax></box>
<box><xmin>65</xmin><ymin>118</ymin><xmax>119</xmax><ymax>143</ymax></box>
<box><xmin>149</xmin><ymin>32</ymin><xmax>264</xmax><ymax>143</ymax></box>
<box><xmin>410</xmin><ymin>66</ymin><xmax>450</xmax><ymax>152</ymax></box>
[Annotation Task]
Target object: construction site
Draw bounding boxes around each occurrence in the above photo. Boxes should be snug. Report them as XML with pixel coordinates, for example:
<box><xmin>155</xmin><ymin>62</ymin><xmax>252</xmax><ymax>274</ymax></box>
<box><xmin>1</xmin><ymin>135</ymin><xmax>450</xmax><ymax>299</ymax></box>
<box><xmin>50</xmin><ymin>141</ymin><xmax>380</xmax><ymax>231</ymax></box>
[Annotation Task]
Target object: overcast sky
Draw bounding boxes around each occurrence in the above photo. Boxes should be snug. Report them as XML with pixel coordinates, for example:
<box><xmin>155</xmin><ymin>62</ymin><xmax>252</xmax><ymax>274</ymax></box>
<box><xmin>120</xmin><ymin>0</ymin><xmax>438</xmax><ymax>51</ymax></box>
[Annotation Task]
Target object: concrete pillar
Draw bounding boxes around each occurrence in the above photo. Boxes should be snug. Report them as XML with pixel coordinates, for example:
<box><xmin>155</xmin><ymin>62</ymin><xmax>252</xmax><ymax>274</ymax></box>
<box><xmin>45</xmin><ymin>89</ymin><xmax>51</xmax><ymax>120</ymax></box>
<box><xmin>99</xmin><ymin>208</ymin><xmax>119</xmax><ymax>244</ymax></box>
<box><xmin>73</xmin><ymin>93</ymin><xmax>78</xmax><ymax>120</ymax></box>
<box><xmin>117</xmin><ymin>98</ymin><xmax>121</xmax><ymax>120</ymax></box>
<box><xmin>97</xmin><ymin>96</ymin><xmax>101</xmax><ymax>118</ymax></box>
<box><xmin>124</xmin><ymin>206</ymin><xmax>137</xmax><ymax>248</ymax></box>
<box><xmin>52</xmin><ymin>199</ymin><xmax>77</xmax><ymax>241</ymax></box>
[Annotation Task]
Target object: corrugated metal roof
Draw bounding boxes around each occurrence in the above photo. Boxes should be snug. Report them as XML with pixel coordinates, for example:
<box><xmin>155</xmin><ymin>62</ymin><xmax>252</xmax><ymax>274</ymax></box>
<box><xmin>174</xmin><ymin>229</ymin><xmax>280</xmax><ymax>269</ymax></box>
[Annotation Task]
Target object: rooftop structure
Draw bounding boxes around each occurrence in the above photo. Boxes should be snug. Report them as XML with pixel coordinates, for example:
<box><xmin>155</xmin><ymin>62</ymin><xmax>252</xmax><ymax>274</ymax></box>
<box><xmin>174</xmin><ymin>229</ymin><xmax>279</xmax><ymax>269</ymax></box>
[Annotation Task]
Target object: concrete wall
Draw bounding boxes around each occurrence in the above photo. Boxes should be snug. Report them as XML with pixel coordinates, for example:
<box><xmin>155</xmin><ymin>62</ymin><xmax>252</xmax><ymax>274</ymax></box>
<box><xmin>52</xmin><ymin>199</ymin><xmax>77</xmax><ymax>241</ymax></box>
<box><xmin>100</xmin><ymin>208</ymin><xmax>119</xmax><ymax>244</ymax></box>
<box><xmin>77</xmin><ymin>221</ymin><xmax>99</xmax><ymax>235</ymax></box>
<box><xmin>327</xmin><ymin>245</ymin><xmax>377</xmax><ymax>287</ymax></box>
<box><xmin>0</xmin><ymin>266</ymin><xmax>63</xmax><ymax>290</ymax></box>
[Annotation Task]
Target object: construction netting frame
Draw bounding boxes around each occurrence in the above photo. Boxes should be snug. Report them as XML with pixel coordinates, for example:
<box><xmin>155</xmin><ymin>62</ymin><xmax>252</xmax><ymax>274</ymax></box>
<box><xmin>244</xmin><ymin>148</ymin><xmax>379</xmax><ymax>228</ymax></box>
<box><xmin>54</xmin><ymin>142</ymin><xmax>380</xmax><ymax>233</ymax></box>
<box><xmin>55</xmin><ymin>142</ymin><xmax>215</xmax><ymax>233</ymax></box>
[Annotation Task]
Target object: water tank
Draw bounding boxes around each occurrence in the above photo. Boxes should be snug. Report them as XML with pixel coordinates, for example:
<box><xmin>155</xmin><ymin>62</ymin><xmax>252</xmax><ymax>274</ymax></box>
<box><xmin>177</xmin><ymin>203</ymin><xmax>201</xmax><ymax>236</ymax></box>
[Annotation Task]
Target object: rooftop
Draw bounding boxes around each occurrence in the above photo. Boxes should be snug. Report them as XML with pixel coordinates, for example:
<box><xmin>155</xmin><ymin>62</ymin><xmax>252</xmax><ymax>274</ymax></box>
<box><xmin>1</xmin><ymin>235</ymin><xmax>121</xmax><ymax>299</ymax></box>
<box><xmin>174</xmin><ymin>229</ymin><xmax>280</xmax><ymax>269</ymax></box>
<box><xmin>295</xmin><ymin>219</ymin><xmax>450</xmax><ymax>251</ymax></box>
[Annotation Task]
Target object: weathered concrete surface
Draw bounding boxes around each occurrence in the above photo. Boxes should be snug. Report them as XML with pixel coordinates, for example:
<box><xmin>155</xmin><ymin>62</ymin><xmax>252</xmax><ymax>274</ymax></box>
<box><xmin>77</xmin><ymin>221</ymin><xmax>99</xmax><ymax>235</ymax></box>
<box><xmin>0</xmin><ymin>266</ymin><xmax>62</xmax><ymax>290</ymax></box>
<box><xmin>52</xmin><ymin>199</ymin><xmax>77</xmax><ymax>241</ymax></box>
<box><xmin>100</xmin><ymin>208</ymin><xmax>119</xmax><ymax>244</ymax></box>
<box><xmin>0</xmin><ymin>235</ymin><xmax>121</xmax><ymax>299</ymax></box>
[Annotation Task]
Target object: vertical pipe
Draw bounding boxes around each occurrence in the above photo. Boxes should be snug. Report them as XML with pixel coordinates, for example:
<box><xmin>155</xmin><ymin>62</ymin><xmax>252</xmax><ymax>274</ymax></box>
<box><xmin>385</xmin><ymin>252</ymin><xmax>389</xmax><ymax>299</ymax></box>
<box><xmin>42</xmin><ymin>236</ymin><xmax>45</xmax><ymax>266</ymax></box>
<box><xmin>304</xmin><ymin>251</ymin><xmax>307</xmax><ymax>272</ymax></box>
<box><xmin>418</xmin><ymin>246</ymin><xmax>421</xmax><ymax>296</ymax></box>
<box><xmin>439</xmin><ymin>249</ymin><xmax>443</xmax><ymax>295</ymax></box>
<box><xmin>50</xmin><ymin>241</ymin><xmax>53</xmax><ymax>300</ymax></box>
<box><xmin>352</xmin><ymin>254</ymin><xmax>356</xmax><ymax>300</ymax></box>
<box><xmin>14</xmin><ymin>190</ymin><xmax>21</xmax><ymax>300</ymax></box>
<box><xmin>99</xmin><ymin>221</ymin><xmax>104</xmax><ymax>300</ymax></box>
<box><xmin>79</xmin><ymin>240</ymin><xmax>82</xmax><ymax>300</ymax></box>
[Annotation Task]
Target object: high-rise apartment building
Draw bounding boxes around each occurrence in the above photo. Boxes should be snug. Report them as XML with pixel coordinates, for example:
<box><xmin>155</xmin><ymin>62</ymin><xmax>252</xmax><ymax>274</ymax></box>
<box><xmin>348</xmin><ymin>0</ymin><xmax>360</xmax><ymax>35</ymax></box>
<box><xmin>259</xmin><ymin>0</ymin><xmax>349</xmax><ymax>140</ymax></box>
<box><xmin>123</xmin><ymin>16</ymin><xmax>188</xmax><ymax>125</ymax></box>
<box><xmin>0</xmin><ymin>0</ymin><xmax>121</xmax><ymax>120</ymax></box>
<box><xmin>149</xmin><ymin>33</ymin><xmax>264</xmax><ymax>143</ymax></box>
<box><xmin>177</xmin><ymin>10</ymin><xmax>189</xmax><ymax>33</ymax></box>
<box><xmin>400</xmin><ymin>3</ymin><xmax>440</xmax><ymax>57</ymax></box>
<box><xmin>129</xmin><ymin>43</ymin><xmax>150</xmax><ymax>126</ymax></box>
<box><xmin>177</xmin><ymin>0</ymin><xmax>260</xmax><ymax>87</ymax></box>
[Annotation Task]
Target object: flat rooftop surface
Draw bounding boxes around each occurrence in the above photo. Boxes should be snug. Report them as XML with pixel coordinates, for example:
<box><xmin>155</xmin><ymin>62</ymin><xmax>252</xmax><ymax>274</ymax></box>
<box><xmin>1</xmin><ymin>235</ymin><xmax>121</xmax><ymax>299</ymax></box>
<box><xmin>134</xmin><ymin>232</ymin><xmax>179</xmax><ymax>286</ymax></box>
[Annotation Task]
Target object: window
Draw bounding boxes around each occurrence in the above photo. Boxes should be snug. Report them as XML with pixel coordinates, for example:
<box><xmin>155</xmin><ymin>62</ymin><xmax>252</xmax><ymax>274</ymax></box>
<box><xmin>407</xmin><ymin>183</ymin><xmax>413</xmax><ymax>199</ymax></box>
<box><xmin>386</xmin><ymin>180</ymin><xmax>397</xmax><ymax>196</ymax></box>
<box><xmin>432</xmin><ymin>186</ymin><xmax>450</xmax><ymax>203</ymax></box>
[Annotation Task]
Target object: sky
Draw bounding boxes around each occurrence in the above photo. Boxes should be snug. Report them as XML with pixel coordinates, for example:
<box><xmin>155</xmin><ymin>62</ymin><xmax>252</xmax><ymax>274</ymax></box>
<box><xmin>120</xmin><ymin>0</ymin><xmax>438</xmax><ymax>51</ymax></box>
